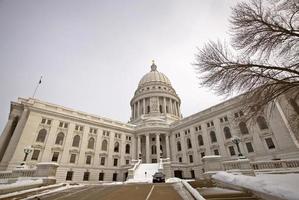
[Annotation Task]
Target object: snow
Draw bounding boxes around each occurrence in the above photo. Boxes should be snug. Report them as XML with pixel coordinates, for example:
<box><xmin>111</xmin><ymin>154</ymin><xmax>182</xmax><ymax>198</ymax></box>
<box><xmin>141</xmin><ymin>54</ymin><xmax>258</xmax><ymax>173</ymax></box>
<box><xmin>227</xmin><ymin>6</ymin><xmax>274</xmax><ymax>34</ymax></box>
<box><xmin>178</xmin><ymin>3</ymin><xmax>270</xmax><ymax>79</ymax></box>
<box><xmin>0</xmin><ymin>179</ymin><xmax>43</xmax><ymax>190</ymax></box>
<box><xmin>166</xmin><ymin>177</ymin><xmax>182</xmax><ymax>183</ymax></box>
<box><xmin>126</xmin><ymin>163</ymin><xmax>159</xmax><ymax>183</ymax></box>
<box><xmin>213</xmin><ymin>171</ymin><xmax>299</xmax><ymax>200</ymax></box>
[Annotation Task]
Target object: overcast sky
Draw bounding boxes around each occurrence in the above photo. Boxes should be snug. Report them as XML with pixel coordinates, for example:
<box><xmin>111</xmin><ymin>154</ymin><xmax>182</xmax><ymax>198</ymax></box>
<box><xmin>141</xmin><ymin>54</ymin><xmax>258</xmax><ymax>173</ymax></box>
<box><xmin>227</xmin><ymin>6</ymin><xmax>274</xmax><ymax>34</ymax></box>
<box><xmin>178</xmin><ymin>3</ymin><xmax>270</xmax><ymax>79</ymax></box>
<box><xmin>0</xmin><ymin>0</ymin><xmax>239</xmax><ymax>132</ymax></box>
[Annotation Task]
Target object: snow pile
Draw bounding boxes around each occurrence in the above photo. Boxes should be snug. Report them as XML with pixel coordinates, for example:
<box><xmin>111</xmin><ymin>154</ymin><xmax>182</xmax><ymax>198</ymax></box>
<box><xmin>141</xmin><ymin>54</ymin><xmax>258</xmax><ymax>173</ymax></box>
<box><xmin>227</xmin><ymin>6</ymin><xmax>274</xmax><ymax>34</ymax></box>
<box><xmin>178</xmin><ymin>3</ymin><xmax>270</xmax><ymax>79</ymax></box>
<box><xmin>0</xmin><ymin>179</ymin><xmax>43</xmax><ymax>190</ymax></box>
<box><xmin>213</xmin><ymin>172</ymin><xmax>299</xmax><ymax>200</ymax></box>
<box><xmin>166</xmin><ymin>177</ymin><xmax>182</xmax><ymax>183</ymax></box>
<box><xmin>126</xmin><ymin>163</ymin><xmax>159</xmax><ymax>183</ymax></box>
<box><xmin>102</xmin><ymin>182</ymin><xmax>123</xmax><ymax>185</ymax></box>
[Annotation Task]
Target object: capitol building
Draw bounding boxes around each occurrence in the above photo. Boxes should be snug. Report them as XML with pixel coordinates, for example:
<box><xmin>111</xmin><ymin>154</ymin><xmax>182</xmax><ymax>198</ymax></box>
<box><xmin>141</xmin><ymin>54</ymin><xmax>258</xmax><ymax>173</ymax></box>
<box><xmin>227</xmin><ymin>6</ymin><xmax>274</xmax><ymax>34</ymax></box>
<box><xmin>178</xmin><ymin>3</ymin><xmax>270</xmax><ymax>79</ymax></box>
<box><xmin>0</xmin><ymin>62</ymin><xmax>298</xmax><ymax>182</ymax></box>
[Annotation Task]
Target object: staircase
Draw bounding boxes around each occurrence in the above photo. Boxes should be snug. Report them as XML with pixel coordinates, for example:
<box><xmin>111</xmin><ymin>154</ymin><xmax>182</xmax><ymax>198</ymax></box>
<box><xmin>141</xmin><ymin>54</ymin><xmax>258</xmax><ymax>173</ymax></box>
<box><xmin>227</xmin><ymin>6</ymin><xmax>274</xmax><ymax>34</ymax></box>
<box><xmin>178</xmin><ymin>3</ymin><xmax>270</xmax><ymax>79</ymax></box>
<box><xmin>127</xmin><ymin>163</ymin><xmax>159</xmax><ymax>183</ymax></box>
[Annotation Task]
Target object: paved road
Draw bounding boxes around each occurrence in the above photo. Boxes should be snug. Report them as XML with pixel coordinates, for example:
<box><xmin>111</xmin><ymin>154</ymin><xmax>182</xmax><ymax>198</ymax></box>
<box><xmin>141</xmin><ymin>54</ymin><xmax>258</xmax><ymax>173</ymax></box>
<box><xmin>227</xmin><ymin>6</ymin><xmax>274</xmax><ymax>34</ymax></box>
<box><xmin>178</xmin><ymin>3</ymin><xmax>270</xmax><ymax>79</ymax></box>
<box><xmin>29</xmin><ymin>183</ymin><xmax>183</xmax><ymax>200</ymax></box>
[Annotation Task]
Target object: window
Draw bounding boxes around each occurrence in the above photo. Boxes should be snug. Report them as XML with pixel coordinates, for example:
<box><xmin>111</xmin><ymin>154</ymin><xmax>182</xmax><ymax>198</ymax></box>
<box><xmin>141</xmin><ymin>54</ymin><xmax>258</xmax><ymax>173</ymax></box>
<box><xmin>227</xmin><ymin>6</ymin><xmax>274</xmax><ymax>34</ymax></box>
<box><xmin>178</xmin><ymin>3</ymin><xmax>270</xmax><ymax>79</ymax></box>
<box><xmin>55</xmin><ymin>132</ymin><xmax>64</xmax><ymax>145</ymax></box>
<box><xmin>47</xmin><ymin>119</ymin><xmax>52</xmax><ymax>125</ymax></box>
<box><xmin>214</xmin><ymin>149</ymin><xmax>219</xmax><ymax>155</ymax></box>
<box><xmin>75</xmin><ymin>125</ymin><xmax>83</xmax><ymax>131</ymax></box>
<box><xmin>257</xmin><ymin>116</ymin><xmax>268</xmax><ymax>130</ymax></box>
<box><xmin>125</xmin><ymin>144</ymin><xmax>130</xmax><ymax>154</ymax></box>
<box><xmin>86</xmin><ymin>155</ymin><xmax>92</xmax><ymax>165</ymax></box>
<box><xmin>151</xmin><ymin>145</ymin><xmax>156</xmax><ymax>154</ymax></box>
<box><xmin>159</xmin><ymin>105</ymin><xmax>163</xmax><ymax>113</ymax></box>
<box><xmin>265</xmin><ymin>138</ymin><xmax>275</xmax><ymax>149</ymax></box>
<box><xmin>198</xmin><ymin>135</ymin><xmax>204</xmax><ymax>146</ymax></box>
<box><xmin>126</xmin><ymin>160</ymin><xmax>130</xmax><ymax>165</ymax></box>
<box><xmin>70</xmin><ymin>154</ymin><xmax>76</xmax><ymax>163</ymax></box>
<box><xmin>112</xmin><ymin>173</ymin><xmax>117</xmax><ymax>181</ymax></box>
<box><xmin>101</xmin><ymin>140</ymin><xmax>108</xmax><ymax>151</ymax></box>
<box><xmin>228</xmin><ymin>146</ymin><xmax>236</xmax><ymax>156</ymax></box>
<box><xmin>246</xmin><ymin>142</ymin><xmax>254</xmax><ymax>153</ymax></box>
<box><xmin>152</xmin><ymin>137</ymin><xmax>156</xmax><ymax>141</ymax></box>
<box><xmin>72</xmin><ymin>135</ymin><xmax>80</xmax><ymax>147</ymax></box>
<box><xmin>189</xmin><ymin>155</ymin><xmax>193</xmax><ymax>163</ymax></box>
<box><xmin>41</xmin><ymin>118</ymin><xmax>51</xmax><ymax>125</ymax></box>
<box><xmin>224</xmin><ymin>116</ymin><xmax>228</xmax><ymax>121</ymax></box>
<box><xmin>147</xmin><ymin>106</ymin><xmax>150</xmax><ymax>113</ymax></box>
<box><xmin>41</xmin><ymin>118</ymin><xmax>46</xmax><ymax>124</ymax></box>
<box><xmin>113</xmin><ymin>158</ymin><xmax>118</xmax><ymax>166</ymax></box>
<box><xmin>224</xmin><ymin>127</ymin><xmax>232</xmax><ymax>139</ymax></box>
<box><xmin>99</xmin><ymin>173</ymin><xmax>104</xmax><ymax>181</ymax></box>
<box><xmin>239</xmin><ymin>122</ymin><xmax>249</xmax><ymax>135</ymax></box>
<box><xmin>36</xmin><ymin>129</ymin><xmax>47</xmax><ymax>143</ymax></box>
<box><xmin>178</xmin><ymin>157</ymin><xmax>182</xmax><ymax>163</ymax></box>
<box><xmin>87</xmin><ymin>137</ymin><xmax>95</xmax><ymax>149</ymax></box>
<box><xmin>59</xmin><ymin>121</ymin><xmax>68</xmax><ymax>128</ymax></box>
<box><xmin>177</xmin><ymin>141</ymin><xmax>182</xmax><ymax>151</ymax></box>
<box><xmin>100</xmin><ymin>157</ymin><xmax>105</xmax><ymax>166</ymax></box>
<box><xmin>187</xmin><ymin>138</ymin><xmax>192</xmax><ymax>149</ymax></box>
<box><xmin>66</xmin><ymin>171</ymin><xmax>73</xmax><ymax>181</ymax></box>
<box><xmin>114</xmin><ymin>142</ymin><xmax>119</xmax><ymax>152</ymax></box>
<box><xmin>200</xmin><ymin>152</ymin><xmax>205</xmax><ymax>158</ymax></box>
<box><xmin>51</xmin><ymin>152</ymin><xmax>59</xmax><ymax>162</ymax></box>
<box><xmin>210</xmin><ymin>131</ymin><xmax>217</xmax><ymax>143</ymax></box>
<box><xmin>89</xmin><ymin>127</ymin><xmax>97</xmax><ymax>134</ymax></box>
<box><xmin>83</xmin><ymin>172</ymin><xmax>89</xmax><ymax>181</ymax></box>
<box><xmin>31</xmin><ymin>149</ymin><xmax>40</xmax><ymax>160</ymax></box>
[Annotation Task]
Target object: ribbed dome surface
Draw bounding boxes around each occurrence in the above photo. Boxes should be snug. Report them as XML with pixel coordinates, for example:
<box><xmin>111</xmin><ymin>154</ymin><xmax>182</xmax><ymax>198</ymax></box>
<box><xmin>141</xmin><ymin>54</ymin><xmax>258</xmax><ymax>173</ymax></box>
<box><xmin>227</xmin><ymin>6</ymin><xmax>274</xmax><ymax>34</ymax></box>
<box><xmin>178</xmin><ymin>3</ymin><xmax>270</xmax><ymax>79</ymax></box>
<box><xmin>138</xmin><ymin>63</ymin><xmax>172</xmax><ymax>87</ymax></box>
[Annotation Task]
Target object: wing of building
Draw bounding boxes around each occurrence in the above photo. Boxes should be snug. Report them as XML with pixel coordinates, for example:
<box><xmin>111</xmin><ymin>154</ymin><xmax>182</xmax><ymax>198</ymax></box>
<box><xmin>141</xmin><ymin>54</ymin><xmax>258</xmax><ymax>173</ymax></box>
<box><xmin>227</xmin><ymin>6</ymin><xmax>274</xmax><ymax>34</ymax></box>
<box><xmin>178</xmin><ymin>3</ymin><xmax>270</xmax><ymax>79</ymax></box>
<box><xmin>0</xmin><ymin>62</ymin><xmax>298</xmax><ymax>182</ymax></box>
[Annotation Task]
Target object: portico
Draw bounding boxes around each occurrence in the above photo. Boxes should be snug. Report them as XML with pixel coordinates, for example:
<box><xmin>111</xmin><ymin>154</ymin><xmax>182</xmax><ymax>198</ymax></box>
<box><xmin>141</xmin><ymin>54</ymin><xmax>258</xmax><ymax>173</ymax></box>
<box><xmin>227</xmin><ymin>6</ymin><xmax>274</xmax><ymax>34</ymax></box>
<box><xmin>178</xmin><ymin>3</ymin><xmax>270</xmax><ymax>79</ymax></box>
<box><xmin>137</xmin><ymin>133</ymin><xmax>171</xmax><ymax>163</ymax></box>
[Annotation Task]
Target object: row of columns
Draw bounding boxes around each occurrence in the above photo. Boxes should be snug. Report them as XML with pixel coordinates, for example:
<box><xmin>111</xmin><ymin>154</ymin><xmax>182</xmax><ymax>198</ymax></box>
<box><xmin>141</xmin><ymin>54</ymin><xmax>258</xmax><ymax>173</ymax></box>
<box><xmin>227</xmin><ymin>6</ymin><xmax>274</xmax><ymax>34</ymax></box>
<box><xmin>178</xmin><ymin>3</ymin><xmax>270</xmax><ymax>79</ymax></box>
<box><xmin>137</xmin><ymin>133</ymin><xmax>170</xmax><ymax>163</ymax></box>
<box><xmin>132</xmin><ymin>97</ymin><xmax>180</xmax><ymax>119</ymax></box>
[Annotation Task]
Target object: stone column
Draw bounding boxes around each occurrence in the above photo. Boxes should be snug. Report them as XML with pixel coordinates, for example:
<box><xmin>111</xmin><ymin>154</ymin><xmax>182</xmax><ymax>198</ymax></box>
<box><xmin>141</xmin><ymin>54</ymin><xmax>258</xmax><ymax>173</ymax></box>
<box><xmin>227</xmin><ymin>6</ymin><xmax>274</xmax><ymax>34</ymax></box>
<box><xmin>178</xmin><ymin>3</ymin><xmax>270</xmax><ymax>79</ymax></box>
<box><xmin>156</xmin><ymin>134</ymin><xmax>160</xmax><ymax>161</ymax></box>
<box><xmin>163</xmin><ymin>97</ymin><xmax>167</xmax><ymax>114</ymax></box>
<box><xmin>169</xmin><ymin>99</ymin><xmax>173</xmax><ymax>114</ymax></box>
<box><xmin>157</xmin><ymin>97</ymin><xmax>160</xmax><ymax>113</ymax></box>
<box><xmin>165</xmin><ymin>134</ymin><xmax>170</xmax><ymax>159</ymax></box>
<box><xmin>1</xmin><ymin>108</ymin><xmax>29</xmax><ymax>168</ymax></box>
<box><xmin>137</xmin><ymin>101</ymin><xmax>140</xmax><ymax>117</ymax></box>
<box><xmin>137</xmin><ymin>135</ymin><xmax>141</xmax><ymax>159</ymax></box>
<box><xmin>143</xmin><ymin>99</ymin><xmax>146</xmax><ymax>114</ymax></box>
<box><xmin>145</xmin><ymin>134</ymin><xmax>150</xmax><ymax>163</ymax></box>
<box><xmin>0</xmin><ymin>116</ymin><xmax>14</xmax><ymax>162</ymax></box>
<box><xmin>133</xmin><ymin>103</ymin><xmax>135</xmax><ymax>119</ymax></box>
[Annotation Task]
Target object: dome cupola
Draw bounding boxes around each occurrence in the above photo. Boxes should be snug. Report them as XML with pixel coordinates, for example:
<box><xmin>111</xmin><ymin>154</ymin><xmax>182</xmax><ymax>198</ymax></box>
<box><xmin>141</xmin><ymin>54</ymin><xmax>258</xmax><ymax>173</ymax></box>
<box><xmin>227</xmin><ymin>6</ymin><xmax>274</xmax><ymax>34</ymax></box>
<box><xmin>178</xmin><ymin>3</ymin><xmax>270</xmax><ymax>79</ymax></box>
<box><xmin>130</xmin><ymin>61</ymin><xmax>181</xmax><ymax>124</ymax></box>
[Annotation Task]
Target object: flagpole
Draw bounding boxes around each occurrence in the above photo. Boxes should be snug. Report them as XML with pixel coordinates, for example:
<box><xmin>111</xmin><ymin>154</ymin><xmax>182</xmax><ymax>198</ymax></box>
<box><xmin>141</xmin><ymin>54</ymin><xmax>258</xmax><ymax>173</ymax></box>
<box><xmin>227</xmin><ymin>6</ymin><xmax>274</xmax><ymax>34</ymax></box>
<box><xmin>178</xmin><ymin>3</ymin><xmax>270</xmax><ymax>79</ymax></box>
<box><xmin>32</xmin><ymin>76</ymin><xmax>42</xmax><ymax>99</ymax></box>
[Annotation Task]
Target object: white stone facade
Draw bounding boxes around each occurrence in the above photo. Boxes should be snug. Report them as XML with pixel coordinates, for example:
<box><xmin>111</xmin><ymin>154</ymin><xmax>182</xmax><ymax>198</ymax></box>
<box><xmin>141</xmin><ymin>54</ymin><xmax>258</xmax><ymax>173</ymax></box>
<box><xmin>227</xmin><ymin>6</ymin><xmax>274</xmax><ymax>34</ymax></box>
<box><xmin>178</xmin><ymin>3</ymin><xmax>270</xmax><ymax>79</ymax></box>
<box><xmin>0</xmin><ymin>63</ymin><xmax>298</xmax><ymax>182</ymax></box>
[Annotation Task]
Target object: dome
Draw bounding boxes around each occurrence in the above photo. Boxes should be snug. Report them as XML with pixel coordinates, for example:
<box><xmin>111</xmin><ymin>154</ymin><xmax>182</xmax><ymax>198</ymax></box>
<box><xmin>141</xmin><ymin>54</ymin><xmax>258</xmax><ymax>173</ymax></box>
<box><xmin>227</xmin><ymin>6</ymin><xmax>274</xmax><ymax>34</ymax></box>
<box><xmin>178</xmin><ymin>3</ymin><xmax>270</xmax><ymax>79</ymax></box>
<box><xmin>138</xmin><ymin>62</ymin><xmax>171</xmax><ymax>87</ymax></box>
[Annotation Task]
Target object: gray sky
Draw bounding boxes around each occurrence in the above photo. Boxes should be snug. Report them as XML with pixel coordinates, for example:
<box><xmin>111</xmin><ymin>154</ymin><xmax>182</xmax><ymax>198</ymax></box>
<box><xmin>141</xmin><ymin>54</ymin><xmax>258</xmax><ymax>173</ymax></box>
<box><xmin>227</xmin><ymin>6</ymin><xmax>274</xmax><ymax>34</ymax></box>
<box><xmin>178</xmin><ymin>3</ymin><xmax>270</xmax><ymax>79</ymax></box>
<box><xmin>0</xmin><ymin>0</ymin><xmax>239</xmax><ymax>132</ymax></box>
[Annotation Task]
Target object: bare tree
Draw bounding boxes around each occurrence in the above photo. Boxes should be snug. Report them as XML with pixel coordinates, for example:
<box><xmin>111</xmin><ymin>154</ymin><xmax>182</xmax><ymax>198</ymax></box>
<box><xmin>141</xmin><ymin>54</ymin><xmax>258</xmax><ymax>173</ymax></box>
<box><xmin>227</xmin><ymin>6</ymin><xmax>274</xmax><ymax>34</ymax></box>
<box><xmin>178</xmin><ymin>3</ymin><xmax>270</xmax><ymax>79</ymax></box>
<box><xmin>194</xmin><ymin>0</ymin><xmax>299</xmax><ymax>117</ymax></box>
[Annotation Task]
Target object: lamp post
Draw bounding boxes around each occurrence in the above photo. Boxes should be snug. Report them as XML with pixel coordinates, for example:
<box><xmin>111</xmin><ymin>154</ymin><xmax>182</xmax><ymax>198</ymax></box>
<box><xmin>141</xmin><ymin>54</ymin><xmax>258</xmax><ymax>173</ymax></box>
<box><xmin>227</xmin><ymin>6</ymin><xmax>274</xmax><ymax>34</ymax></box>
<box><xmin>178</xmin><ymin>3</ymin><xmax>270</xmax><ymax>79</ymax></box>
<box><xmin>23</xmin><ymin>146</ymin><xmax>33</xmax><ymax>162</ymax></box>
<box><xmin>231</xmin><ymin>136</ymin><xmax>243</xmax><ymax>157</ymax></box>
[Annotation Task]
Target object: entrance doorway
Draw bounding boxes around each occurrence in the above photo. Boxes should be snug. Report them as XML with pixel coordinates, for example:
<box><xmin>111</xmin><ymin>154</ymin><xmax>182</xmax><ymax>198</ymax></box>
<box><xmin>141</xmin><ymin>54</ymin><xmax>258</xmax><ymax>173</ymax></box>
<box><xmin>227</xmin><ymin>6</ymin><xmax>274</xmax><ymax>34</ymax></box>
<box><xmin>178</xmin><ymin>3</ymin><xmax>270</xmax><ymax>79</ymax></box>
<box><xmin>174</xmin><ymin>170</ymin><xmax>183</xmax><ymax>178</ymax></box>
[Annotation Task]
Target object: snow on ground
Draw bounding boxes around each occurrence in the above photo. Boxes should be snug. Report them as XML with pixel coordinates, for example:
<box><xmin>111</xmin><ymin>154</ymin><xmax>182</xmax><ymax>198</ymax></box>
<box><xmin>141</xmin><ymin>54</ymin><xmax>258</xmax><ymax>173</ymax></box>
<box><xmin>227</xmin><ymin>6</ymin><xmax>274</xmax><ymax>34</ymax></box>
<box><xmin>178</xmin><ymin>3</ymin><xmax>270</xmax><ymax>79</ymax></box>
<box><xmin>166</xmin><ymin>177</ymin><xmax>182</xmax><ymax>183</ymax></box>
<box><xmin>126</xmin><ymin>163</ymin><xmax>159</xmax><ymax>183</ymax></box>
<box><xmin>213</xmin><ymin>172</ymin><xmax>299</xmax><ymax>200</ymax></box>
<box><xmin>0</xmin><ymin>179</ymin><xmax>43</xmax><ymax>190</ymax></box>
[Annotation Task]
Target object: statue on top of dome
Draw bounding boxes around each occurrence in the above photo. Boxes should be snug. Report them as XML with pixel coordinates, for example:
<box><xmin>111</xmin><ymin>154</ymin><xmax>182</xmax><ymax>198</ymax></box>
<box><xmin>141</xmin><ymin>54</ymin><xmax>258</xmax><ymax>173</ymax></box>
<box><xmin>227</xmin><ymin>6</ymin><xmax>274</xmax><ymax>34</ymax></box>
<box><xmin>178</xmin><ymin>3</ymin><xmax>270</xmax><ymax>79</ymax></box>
<box><xmin>151</xmin><ymin>60</ymin><xmax>157</xmax><ymax>71</ymax></box>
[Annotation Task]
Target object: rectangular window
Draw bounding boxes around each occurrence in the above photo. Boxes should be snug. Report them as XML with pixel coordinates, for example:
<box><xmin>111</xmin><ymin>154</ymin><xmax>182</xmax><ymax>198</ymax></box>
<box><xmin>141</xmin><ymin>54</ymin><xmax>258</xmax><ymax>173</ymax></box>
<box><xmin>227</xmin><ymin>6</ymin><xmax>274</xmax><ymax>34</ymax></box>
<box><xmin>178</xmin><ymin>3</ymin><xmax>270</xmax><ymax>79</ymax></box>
<box><xmin>83</xmin><ymin>172</ymin><xmax>89</xmax><ymax>181</ymax></box>
<box><xmin>265</xmin><ymin>138</ymin><xmax>275</xmax><ymax>149</ymax></box>
<box><xmin>41</xmin><ymin>118</ymin><xmax>46</xmax><ymax>124</ymax></box>
<box><xmin>179</xmin><ymin>157</ymin><xmax>182</xmax><ymax>163</ymax></box>
<box><xmin>70</xmin><ymin>154</ymin><xmax>76</xmax><ymax>163</ymax></box>
<box><xmin>64</xmin><ymin>123</ymin><xmax>68</xmax><ymax>128</ymax></box>
<box><xmin>211</xmin><ymin>121</ymin><xmax>214</xmax><ymax>126</ymax></box>
<box><xmin>99</xmin><ymin>172</ymin><xmax>104</xmax><ymax>181</ymax></box>
<box><xmin>189</xmin><ymin>155</ymin><xmax>193</xmax><ymax>163</ymax></box>
<box><xmin>224</xmin><ymin>116</ymin><xmax>228</xmax><ymax>121</ymax></box>
<box><xmin>66</xmin><ymin>171</ymin><xmax>73</xmax><ymax>181</ymax></box>
<box><xmin>234</xmin><ymin>113</ymin><xmax>239</xmax><ymax>118</ymax></box>
<box><xmin>52</xmin><ymin>152</ymin><xmax>59</xmax><ymax>162</ymax></box>
<box><xmin>214</xmin><ymin>149</ymin><xmax>219</xmax><ymax>155</ymax></box>
<box><xmin>228</xmin><ymin>146</ymin><xmax>236</xmax><ymax>156</ymax></box>
<box><xmin>113</xmin><ymin>158</ymin><xmax>118</xmax><ymax>166</ymax></box>
<box><xmin>200</xmin><ymin>152</ymin><xmax>205</xmax><ymax>158</ymax></box>
<box><xmin>86</xmin><ymin>156</ymin><xmax>92</xmax><ymax>165</ymax></box>
<box><xmin>220</xmin><ymin>118</ymin><xmax>223</xmax><ymax>123</ymax></box>
<box><xmin>207</xmin><ymin>123</ymin><xmax>210</xmax><ymax>127</ymax></box>
<box><xmin>31</xmin><ymin>150</ymin><xmax>40</xmax><ymax>160</ymax></box>
<box><xmin>47</xmin><ymin>119</ymin><xmax>52</xmax><ymax>125</ymax></box>
<box><xmin>100</xmin><ymin>157</ymin><xmax>105</xmax><ymax>166</ymax></box>
<box><xmin>112</xmin><ymin>173</ymin><xmax>117</xmax><ymax>181</ymax></box>
<box><xmin>59</xmin><ymin>122</ymin><xmax>63</xmax><ymax>127</ymax></box>
<box><xmin>126</xmin><ymin>160</ymin><xmax>129</xmax><ymax>165</ymax></box>
<box><xmin>246</xmin><ymin>142</ymin><xmax>254</xmax><ymax>153</ymax></box>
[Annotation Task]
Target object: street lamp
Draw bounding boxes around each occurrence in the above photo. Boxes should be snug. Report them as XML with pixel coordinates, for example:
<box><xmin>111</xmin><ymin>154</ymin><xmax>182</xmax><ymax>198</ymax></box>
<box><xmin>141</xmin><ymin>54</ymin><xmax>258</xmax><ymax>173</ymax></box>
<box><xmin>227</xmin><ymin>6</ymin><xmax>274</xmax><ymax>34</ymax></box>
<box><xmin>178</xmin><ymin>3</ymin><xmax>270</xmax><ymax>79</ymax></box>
<box><xmin>231</xmin><ymin>136</ymin><xmax>243</xmax><ymax>157</ymax></box>
<box><xmin>23</xmin><ymin>146</ymin><xmax>33</xmax><ymax>162</ymax></box>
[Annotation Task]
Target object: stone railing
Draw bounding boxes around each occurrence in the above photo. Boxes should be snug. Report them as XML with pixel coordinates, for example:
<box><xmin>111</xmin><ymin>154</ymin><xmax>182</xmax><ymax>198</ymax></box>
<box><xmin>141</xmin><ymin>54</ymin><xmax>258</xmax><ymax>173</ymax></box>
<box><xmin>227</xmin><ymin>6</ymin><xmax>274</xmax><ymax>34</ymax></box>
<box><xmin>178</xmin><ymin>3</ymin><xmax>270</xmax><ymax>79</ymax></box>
<box><xmin>127</xmin><ymin>159</ymin><xmax>141</xmax><ymax>180</ymax></box>
<box><xmin>251</xmin><ymin>159</ymin><xmax>299</xmax><ymax>170</ymax></box>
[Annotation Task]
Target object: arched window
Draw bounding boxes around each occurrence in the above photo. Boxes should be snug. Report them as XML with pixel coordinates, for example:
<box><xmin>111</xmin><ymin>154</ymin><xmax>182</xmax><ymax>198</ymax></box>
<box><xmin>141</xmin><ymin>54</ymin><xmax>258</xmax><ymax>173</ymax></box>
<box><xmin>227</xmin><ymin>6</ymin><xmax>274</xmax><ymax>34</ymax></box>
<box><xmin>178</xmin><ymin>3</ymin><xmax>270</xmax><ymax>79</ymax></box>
<box><xmin>36</xmin><ymin>129</ymin><xmax>47</xmax><ymax>143</ymax></box>
<box><xmin>177</xmin><ymin>141</ymin><xmax>182</xmax><ymax>151</ymax></box>
<box><xmin>257</xmin><ymin>116</ymin><xmax>268</xmax><ymax>130</ymax></box>
<box><xmin>152</xmin><ymin>145</ymin><xmax>157</xmax><ymax>154</ymax></box>
<box><xmin>239</xmin><ymin>122</ymin><xmax>249</xmax><ymax>135</ymax></box>
<box><xmin>87</xmin><ymin>137</ymin><xmax>95</xmax><ymax>149</ymax></box>
<box><xmin>72</xmin><ymin>135</ymin><xmax>80</xmax><ymax>147</ymax></box>
<box><xmin>159</xmin><ymin>105</ymin><xmax>163</xmax><ymax>113</ymax></box>
<box><xmin>210</xmin><ymin>131</ymin><xmax>217</xmax><ymax>143</ymax></box>
<box><xmin>224</xmin><ymin>127</ymin><xmax>232</xmax><ymax>139</ymax></box>
<box><xmin>147</xmin><ymin>106</ymin><xmax>150</xmax><ymax>113</ymax></box>
<box><xmin>125</xmin><ymin>144</ymin><xmax>130</xmax><ymax>154</ymax></box>
<box><xmin>187</xmin><ymin>138</ymin><xmax>192</xmax><ymax>149</ymax></box>
<box><xmin>55</xmin><ymin>132</ymin><xmax>64</xmax><ymax>145</ymax></box>
<box><xmin>114</xmin><ymin>142</ymin><xmax>119</xmax><ymax>152</ymax></box>
<box><xmin>101</xmin><ymin>140</ymin><xmax>108</xmax><ymax>151</ymax></box>
<box><xmin>198</xmin><ymin>135</ymin><xmax>204</xmax><ymax>146</ymax></box>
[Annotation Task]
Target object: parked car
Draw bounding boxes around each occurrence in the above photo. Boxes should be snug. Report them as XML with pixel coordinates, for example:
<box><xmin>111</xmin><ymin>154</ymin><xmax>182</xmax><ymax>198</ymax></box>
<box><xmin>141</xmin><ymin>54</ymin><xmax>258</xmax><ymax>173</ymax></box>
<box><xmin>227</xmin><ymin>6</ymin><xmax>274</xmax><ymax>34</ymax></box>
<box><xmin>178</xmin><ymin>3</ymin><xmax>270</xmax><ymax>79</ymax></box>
<box><xmin>152</xmin><ymin>172</ymin><xmax>165</xmax><ymax>183</ymax></box>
